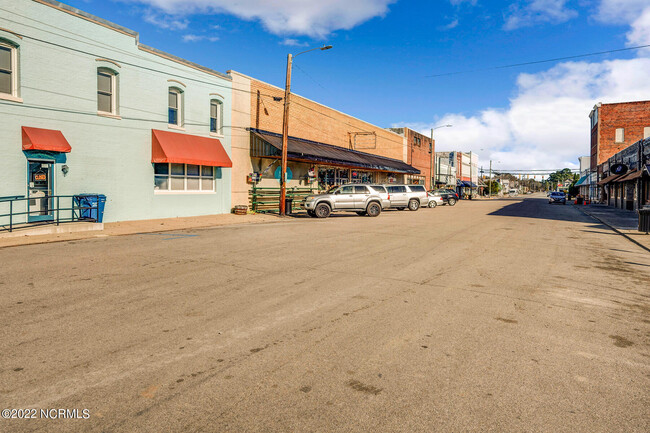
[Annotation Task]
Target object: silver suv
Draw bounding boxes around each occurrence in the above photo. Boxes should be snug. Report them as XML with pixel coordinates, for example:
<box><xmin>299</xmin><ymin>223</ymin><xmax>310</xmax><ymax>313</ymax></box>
<box><xmin>301</xmin><ymin>184</ymin><xmax>388</xmax><ymax>218</ymax></box>
<box><xmin>384</xmin><ymin>184</ymin><xmax>429</xmax><ymax>211</ymax></box>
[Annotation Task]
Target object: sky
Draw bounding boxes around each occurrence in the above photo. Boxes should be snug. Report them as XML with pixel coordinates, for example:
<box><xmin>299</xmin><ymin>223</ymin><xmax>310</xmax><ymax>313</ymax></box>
<box><xmin>62</xmin><ymin>0</ymin><xmax>650</xmax><ymax>174</ymax></box>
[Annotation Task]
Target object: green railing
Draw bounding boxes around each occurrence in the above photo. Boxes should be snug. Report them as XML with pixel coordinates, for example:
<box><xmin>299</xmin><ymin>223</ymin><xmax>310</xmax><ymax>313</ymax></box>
<box><xmin>249</xmin><ymin>186</ymin><xmax>316</xmax><ymax>213</ymax></box>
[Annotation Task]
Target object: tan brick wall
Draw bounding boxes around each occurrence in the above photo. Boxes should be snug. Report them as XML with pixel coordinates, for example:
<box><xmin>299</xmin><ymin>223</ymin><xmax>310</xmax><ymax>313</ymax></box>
<box><xmin>249</xmin><ymin>79</ymin><xmax>406</xmax><ymax>161</ymax></box>
<box><xmin>596</xmin><ymin>100</ymin><xmax>650</xmax><ymax>165</ymax></box>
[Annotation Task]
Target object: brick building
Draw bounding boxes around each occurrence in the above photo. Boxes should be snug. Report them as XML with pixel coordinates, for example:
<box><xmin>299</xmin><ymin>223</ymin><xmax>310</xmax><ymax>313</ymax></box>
<box><xmin>229</xmin><ymin>71</ymin><xmax>419</xmax><ymax>207</ymax></box>
<box><xmin>589</xmin><ymin>100</ymin><xmax>650</xmax><ymax>170</ymax></box>
<box><xmin>387</xmin><ymin>128</ymin><xmax>434</xmax><ymax>189</ymax></box>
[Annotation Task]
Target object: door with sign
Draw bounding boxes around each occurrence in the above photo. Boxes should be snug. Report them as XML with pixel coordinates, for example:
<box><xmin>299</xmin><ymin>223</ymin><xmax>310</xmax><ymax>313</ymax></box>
<box><xmin>28</xmin><ymin>161</ymin><xmax>54</xmax><ymax>222</ymax></box>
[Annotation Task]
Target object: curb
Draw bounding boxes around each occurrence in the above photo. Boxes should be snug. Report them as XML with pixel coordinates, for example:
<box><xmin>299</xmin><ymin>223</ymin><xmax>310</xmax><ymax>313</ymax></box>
<box><xmin>576</xmin><ymin>206</ymin><xmax>650</xmax><ymax>253</ymax></box>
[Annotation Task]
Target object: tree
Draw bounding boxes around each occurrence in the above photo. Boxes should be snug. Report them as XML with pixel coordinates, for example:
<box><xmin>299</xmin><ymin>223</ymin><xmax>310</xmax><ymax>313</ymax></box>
<box><xmin>547</xmin><ymin>168</ymin><xmax>575</xmax><ymax>187</ymax></box>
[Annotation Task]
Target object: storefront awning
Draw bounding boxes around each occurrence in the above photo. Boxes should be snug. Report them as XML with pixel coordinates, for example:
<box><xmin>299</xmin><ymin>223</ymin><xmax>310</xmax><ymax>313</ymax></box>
<box><xmin>597</xmin><ymin>173</ymin><xmax>622</xmax><ymax>186</ymax></box>
<box><xmin>22</xmin><ymin>126</ymin><xmax>72</xmax><ymax>153</ymax></box>
<box><xmin>457</xmin><ymin>180</ymin><xmax>476</xmax><ymax>187</ymax></box>
<box><xmin>152</xmin><ymin>129</ymin><xmax>232</xmax><ymax>167</ymax></box>
<box><xmin>615</xmin><ymin>169</ymin><xmax>642</xmax><ymax>182</ymax></box>
<box><xmin>250</xmin><ymin>129</ymin><xmax>419</xmax><ymax>174</ymax></box>
<box><xmin>574</xmin><ymin>174</ymin><xmax>588</xmax><ymax>187</ymax></box>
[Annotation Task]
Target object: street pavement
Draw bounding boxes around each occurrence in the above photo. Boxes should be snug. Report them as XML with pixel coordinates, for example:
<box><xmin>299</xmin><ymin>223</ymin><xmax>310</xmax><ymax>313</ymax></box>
<box><xmin>1</xmin><ymin>194</ymin><xmax>648</xmax><ymax>432</ymax></box>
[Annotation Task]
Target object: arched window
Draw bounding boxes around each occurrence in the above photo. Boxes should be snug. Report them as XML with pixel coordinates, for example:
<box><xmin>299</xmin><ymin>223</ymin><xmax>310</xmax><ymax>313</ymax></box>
<box><xmin>97</xmin><ymin>68</ymin><xmax>118</xmax><ymax>114</ymax></box>
<box><xmin>210</xmin><ymin>99</ymin><xmax>223</xmax><ymax>134</ymax></box>
<box><xmin>168</xmin><ymin>87</ymin><xmax>183</xmax><ymax>127</ymax></box>
<box><xmin>0</xmin><ymin>40</ymin><xmax>18</xmax><ymax>98</ymax></box>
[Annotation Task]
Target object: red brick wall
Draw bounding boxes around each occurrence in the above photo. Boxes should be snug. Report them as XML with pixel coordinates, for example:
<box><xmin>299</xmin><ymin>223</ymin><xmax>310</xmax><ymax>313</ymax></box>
<box><xmin>250</xmin><ymin>80</ymin><xmax>405</xmax><ymax>162</ymax></box>
<box><xmin>596</xmin><ymin>101</ymin><xmax>650</xmax><ymax>165</ymax></box>
<box><xmin>405</xmin><ymin>128</ymin><xmax>434</xmax><ymax>189</ymax></box>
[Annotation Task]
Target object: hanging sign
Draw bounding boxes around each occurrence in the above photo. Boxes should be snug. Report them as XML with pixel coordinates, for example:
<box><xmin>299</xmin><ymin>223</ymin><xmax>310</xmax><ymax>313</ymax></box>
<box><xmin>34</xmin><ymin>174</ymin><xmax>47</xmax><ymax>181</ymax></box>
<box><xmin>610</xmin><ymin>163</ymin><xmax>628</xmax><ymax>175</ymax></box>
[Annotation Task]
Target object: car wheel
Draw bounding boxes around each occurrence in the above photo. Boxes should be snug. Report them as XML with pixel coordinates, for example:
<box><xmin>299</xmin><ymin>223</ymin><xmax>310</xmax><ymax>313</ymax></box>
<box><xmin>314</xmin><ymin>203</ymin><xmax>331</xmax><ymax>218</ymax></box>
<box><xmin>356</xmin><ymin>211</ymin><xmax>367</xmax><ymax>216</ymax></box>
<box><xmin>408</xmin><ymin>199</ymin><xmax>420</xmax><ymax>211</ymax></box>
<box><xmin>428</xmin><ymin>200</ymin><xmax>437</xmax><ymax>208</ymax></box>
<box><xmin>447</xmin><ymin>198</ymin><xmax>456</xmax><ymax>206</ymax></box>
<box><xmin>366</xmin><ymin>202</ymin><xmax>381</xmax><ymax>217</ymax></box>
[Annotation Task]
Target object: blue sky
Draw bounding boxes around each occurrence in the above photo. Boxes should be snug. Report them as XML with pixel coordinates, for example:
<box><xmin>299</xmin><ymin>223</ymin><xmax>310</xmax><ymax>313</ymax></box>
<box><xmin>63</xmin><ymin>0</ymin><xmax>650</xmax><ymax>172</ymax></box>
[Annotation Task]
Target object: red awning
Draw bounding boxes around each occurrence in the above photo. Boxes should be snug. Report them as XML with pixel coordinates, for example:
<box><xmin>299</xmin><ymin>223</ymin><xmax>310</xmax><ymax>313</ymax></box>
<box><xmin>151</xmin><ymin>129</ymin><xmax>232</xmax><ymax>167</ymax></box>
<box><xmin>22</xmin><ymin>126</ymin><xmax>72</xmax><ymax>153</ymax></box>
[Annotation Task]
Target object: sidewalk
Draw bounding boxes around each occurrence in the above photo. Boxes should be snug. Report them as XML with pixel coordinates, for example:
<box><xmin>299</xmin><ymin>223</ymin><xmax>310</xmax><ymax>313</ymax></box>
<box><xmin>577</xmin><ymin>204</ymin><xmax>650</xmax><ymax>252</ymax></box>
<box><xmin>0</xmin><ymin>213</ymin><xmax>281</xmax><ymax>248</ymax></box>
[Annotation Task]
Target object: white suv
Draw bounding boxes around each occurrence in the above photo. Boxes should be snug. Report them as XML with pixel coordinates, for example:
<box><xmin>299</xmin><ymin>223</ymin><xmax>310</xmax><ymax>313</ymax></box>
<box><xmin>384</xmin><ymin>184</ymin><xmax>429</xmax><ymax>211</ymax></box>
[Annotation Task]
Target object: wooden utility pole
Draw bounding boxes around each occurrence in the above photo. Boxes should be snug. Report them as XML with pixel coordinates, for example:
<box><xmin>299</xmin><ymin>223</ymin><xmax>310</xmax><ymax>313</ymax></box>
<box><xmin>430</xmin><ymin>128</ymin><xmax>434</xmax><ymax>190</ymax></box>
<box><xmin>489</xmin><ymin>160</ymin><xmax>492</xmax><ymax>198</ymax></box>
<box><xmin>279</xmin><ymin>53</ymin><xmax>292</xmax><ymax>216</ymax></box>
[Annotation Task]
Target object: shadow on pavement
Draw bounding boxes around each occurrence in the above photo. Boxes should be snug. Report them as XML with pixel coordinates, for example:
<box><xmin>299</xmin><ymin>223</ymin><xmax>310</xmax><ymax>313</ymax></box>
<box><xmin>488</xmin><ymin>197</ymin><xmax>608</xmax><ymax>226</ymax></box>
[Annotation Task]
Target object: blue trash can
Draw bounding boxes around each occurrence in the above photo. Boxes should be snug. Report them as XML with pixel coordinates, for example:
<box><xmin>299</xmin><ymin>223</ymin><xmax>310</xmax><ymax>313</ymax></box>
<box><xmin>74</xmin><ymin>194</ymin><xmax>106</xmax><ymax>222</ymax></box>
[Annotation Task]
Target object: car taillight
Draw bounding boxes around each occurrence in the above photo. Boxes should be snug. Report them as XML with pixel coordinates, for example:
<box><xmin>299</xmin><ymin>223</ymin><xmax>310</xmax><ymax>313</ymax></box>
<box><xmin>387</xmin><ymin>193</ymin><xmax>390</xmax><ymax>200</ymax></box>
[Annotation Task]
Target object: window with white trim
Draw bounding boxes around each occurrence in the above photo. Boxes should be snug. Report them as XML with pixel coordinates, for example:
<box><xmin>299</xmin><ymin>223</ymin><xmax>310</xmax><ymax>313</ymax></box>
<box><xmin>0</xmin><ymin>42</ymin><xmax>17</xmax><ymax>97</ymax></box>
<box><xmin>97</xmin><ymin>68</ymin><xmax>117</xmax><ymax>114</ymax></box>
<box><xmin>168</xmin><ymin>88</ymin><xmax>183</xmax><ymax>126</ymax></box>
<box><xmin>644</xmin><ymin>126</ymin><xmax>650</xmax><ymax>139</ymax></box>
<box><xmin>615</xmin><ymin>128</ymin><xmax>624</xmax><ymax>143</ymax></box>
<box><xmin>210</xmin><ymin>99</ymin><xmax>223</xmax><ymax>134</ymax></box>
<box><xmin>154</xmin><ymin>163</ymin><xmax>215</xmax><ymax>192</ymax></box>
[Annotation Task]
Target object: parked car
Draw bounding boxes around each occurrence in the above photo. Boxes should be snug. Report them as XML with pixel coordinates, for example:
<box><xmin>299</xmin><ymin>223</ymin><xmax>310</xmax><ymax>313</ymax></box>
<box><xmin>384</xmin><ymin>184</ymin><xmax>429</xmax><ymax>211</ymax></box>
<box><xmin>301</xmin><ymin>184</ymin><xmax>387</xmax><ymax>218</ymax></box>
<box><xmin>548</xmin><ymin>191</ymin><xmax>567</xmax><ymax>205</ymax></box>
<box><xmin>426</xmin><ymin>192</ymin><xmax>444</xmax><ymax>208</ymax></box>
<box><xmin>429</xmin><ymin>189</ymin><xmax>458</xmax><ymax>206</ymax></box>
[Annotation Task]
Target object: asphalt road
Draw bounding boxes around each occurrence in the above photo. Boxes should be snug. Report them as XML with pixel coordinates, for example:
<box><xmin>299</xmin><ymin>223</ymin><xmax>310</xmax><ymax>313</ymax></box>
<box><xmin>1</xmin><ymin>195</ymin><xmax>649</xmax><ymax>432</ymax></box>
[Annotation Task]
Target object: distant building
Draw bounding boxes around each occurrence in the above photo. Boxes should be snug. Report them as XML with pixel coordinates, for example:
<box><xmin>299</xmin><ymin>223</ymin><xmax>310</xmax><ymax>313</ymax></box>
<box><xmin>434</xmin><ymin>151</ymin><xmax>478</xmax><ymax>196</ymax></box>
<box><xmin>589</xmin><ymin>100</ymin><xmax>650</xmax><ymax>177</ymax></box>
<box><xmin>387</xmin><ymin>128</ymin><xmax>434</xmax><ymax>188</ymax></box>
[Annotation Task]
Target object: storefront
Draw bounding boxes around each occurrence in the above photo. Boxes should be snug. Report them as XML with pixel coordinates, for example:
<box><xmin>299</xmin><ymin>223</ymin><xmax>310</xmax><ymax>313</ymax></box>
<box><xmin>249</xmin><ymin>129</ymin><xmax>419</xmax><ymax>191</ymax></box>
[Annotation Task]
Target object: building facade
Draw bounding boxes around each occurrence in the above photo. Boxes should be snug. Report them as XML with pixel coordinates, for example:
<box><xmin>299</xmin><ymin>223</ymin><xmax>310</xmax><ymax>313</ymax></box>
<box><xmin>387</xmin><ymin>128</ymin><xmax>434</xmax><ymax>189</ymax></box>
<box><xmin>434</xmin><ymin>152</ymin><xmax>457</xmax><ymax>188</ymax></box>
<box><xmin>0</xmin><ymin>0</ymin><xmax>233</xmax><ymax>225</ymax></box>
<box><xmin>597</xmin><ymin>138</ymin><xmax>650</xmax><ymax>211</ymax></box>
<box><xmin>229</xmin><ymin>71</ymin><xmax>419</xmax><ymax>208</ymax></box>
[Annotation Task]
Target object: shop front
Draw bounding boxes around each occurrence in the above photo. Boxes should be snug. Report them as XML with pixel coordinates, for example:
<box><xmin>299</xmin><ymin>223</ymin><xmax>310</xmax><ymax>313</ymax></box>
<box><xmin>248</xmin><ymin>129</ymin><xmax>420</xmax><ymax>193</ymax></box>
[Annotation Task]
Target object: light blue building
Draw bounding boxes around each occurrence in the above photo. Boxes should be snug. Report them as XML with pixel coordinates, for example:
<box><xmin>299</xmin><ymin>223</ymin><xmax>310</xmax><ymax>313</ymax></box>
<box><xmin>0</xmin><ymin>0</ymin><xmax>233</xmax><ymax>226</ymax></box>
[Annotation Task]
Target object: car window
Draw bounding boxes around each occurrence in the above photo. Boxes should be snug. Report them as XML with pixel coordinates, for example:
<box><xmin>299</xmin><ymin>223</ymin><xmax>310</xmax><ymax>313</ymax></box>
<box><xmin>354</xmin><ymin>186</ymin><xmax>369</xmax><ymax>194</ymax></box>
<box><xmin>340</xmin><ymin>186</ymin><xmax>354</xmax><ymax>194</ymax></box>
<box><xmin>396</xmin><ymin>186</ymin><xmax>407</xmax><ymax>193</ymax></box>
<box><xmin>369</xmin><ymin>185</ymin><xmax>386</xmax><ymax>193</ymax></box>
<box><xmin>387</xmin><ymin>186</ymin><xmax>398</xmax><ymax>193</ymax></box>
<box><xmin>409</xmin><ymin>185</ymin><xmax>426</xmax><ymax>192</ymax></box>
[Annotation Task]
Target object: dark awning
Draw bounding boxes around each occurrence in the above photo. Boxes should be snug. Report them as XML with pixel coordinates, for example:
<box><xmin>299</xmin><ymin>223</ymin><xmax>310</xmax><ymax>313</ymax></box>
<box><xmin>250</xmin><ymin>129</ymin><xmax>419</xmax><ymax>174</ymax></box>
<box><xmin>22</xmin><ymin>126</ymin><xmax>72</xmax><ymax>153</ymax></box>
<box><xmin>615</xmin><ymin>169</ymin><xmax>643</xmax><ymax>182</ymax></box>
<box><xmin>597</xmin><ymin>173</ymin><xmax>622</xmax><ymax>186</ymax></box>
<box><xmin>152</xmin><ymin>129</ymin><xmax>232</xmax><ymax>167</ymax></box>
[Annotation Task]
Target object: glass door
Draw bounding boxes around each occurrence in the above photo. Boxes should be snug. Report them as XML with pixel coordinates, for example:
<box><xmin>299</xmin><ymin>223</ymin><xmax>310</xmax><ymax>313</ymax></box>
<box><xmin>28</xmin><ymin>161</ymin><xmax>54</xmax><ymax>222</ymax></box>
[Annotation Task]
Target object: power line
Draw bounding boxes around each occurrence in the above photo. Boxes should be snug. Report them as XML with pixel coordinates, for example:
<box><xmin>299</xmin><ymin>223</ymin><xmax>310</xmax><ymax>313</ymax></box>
<box><xmin>425</xmin><ymin>44</ymin><xmax>650</xmax><ymax>78</ymax></box>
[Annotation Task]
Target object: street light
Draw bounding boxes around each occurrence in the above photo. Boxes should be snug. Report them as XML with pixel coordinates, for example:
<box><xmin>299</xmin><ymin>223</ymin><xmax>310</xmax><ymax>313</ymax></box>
<box><xmin>279</xmin><ymin>45</ymin><xmax>333</xmax><ymax>216</ymax></box>
<box><xmin>429</xmin><ymin>124</ymin><xmax>452</xmax><ymax>190</ymax></box>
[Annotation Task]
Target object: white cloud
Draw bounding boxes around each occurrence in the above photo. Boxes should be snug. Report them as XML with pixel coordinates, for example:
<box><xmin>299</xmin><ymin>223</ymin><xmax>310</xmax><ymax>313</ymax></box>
<box><xmin>125</xmin><ymin>0</ymin><xmax>395</xmax><ymax>37</ymax></box>
<box><xmin>182</xmin><ymin>34</ymin><xmax>219</xmax><ymax>42</ymax></box>
<box><xmin>504</xmin><ymin>0</ymin><xmax>578</xmax><ymax>30</ymax></box>
<box><xmin>626</xmin><ymin>7</ymin><xmax>650</xmax><ymax>48</ymax></box>
<box><xmin>595</xmin><ymin>0</ymin><xmax>649</xmax><ymax>23</ymax></box>
<box><xmin>441</xmin><ymin>18</ymin><xmax>459</xmax><ymax>30</ymax></box>
<box><xmin>143</xmin><ymin>9</ymin><xmax>189</xmax><ymax>30</ymax></box>
<box><xmin>398</xmin><ymin>55</ymin><xmax>650</xmax><ymax>171</ymax></box>
<box><xmin>281</xmin><ymin>38</ymin><xmax>309</xmax><ymax>47</ymax></box>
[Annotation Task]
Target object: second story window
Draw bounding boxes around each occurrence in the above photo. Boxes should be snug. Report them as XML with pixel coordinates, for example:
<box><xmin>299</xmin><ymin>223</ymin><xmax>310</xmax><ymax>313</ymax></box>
<box><xmin>97</xmin><ymin>68</ymin><xmax>117</xmax><ymax>114</ymax></box>
<box><xmin>615</xmin><ymin>128</ymin><xmax>624</xmax><ymax>143</ymax></box>
<box><xmin>210</xmin><ymin>99</ymin><xmax>222</xmax><ymax>134</ymax></box>
<box><xmin>168</xmin><ymin>88</ymin><xmax>183</xmax><ymax>127</ymax></box>
<box><xmin>0</xmin><ymin>42</ymin><xmax>17</xmax><ymax>98</ymax></box>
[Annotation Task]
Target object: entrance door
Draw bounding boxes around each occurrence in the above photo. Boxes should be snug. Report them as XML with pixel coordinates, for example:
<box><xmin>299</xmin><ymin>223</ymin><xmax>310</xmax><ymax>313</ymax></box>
<box><xmin>28</xmin><ymin>161</ymin><xmax>54</xmax><ymax>222</ymax></box>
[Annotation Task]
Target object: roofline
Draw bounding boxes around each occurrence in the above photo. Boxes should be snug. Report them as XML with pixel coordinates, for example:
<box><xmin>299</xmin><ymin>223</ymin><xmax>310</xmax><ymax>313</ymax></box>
<box><xmin>229</xmin><ymin>70</ymin><xmax>403</xmax><ymax>140</ymax></box>
<box><xmin>598</xmin><ymin>99</ymin><xmax>650</xmax><ymax>106</ymax></box>
<box><xmin>33</xmin><ymin>0</ymin><xmax>231</xmax><ymax>81</ymax></box>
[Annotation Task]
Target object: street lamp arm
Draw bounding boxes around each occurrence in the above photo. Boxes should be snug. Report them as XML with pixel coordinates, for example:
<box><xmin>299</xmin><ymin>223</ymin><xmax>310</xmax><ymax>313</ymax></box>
<box><xmin>294</xmin><ymin>45</ymin><xmax>333</xmax><ymax>58</ymax></box>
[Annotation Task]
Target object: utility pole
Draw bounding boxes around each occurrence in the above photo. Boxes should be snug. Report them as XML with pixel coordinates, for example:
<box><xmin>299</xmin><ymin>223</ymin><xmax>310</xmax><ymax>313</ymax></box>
<box><xmin>429</xmin><ymin>128</ymin><xmax>434</xmax><ymax>190</ymax></box>
<box><xmin>279</xmin><ymin>53</ymin><xmax>292</xmax><ymax>216</ymax></box>
<box><xmin>489</xmin><ymin>160</ymin><xmax>492</xmax><ymax>198</ymax></box>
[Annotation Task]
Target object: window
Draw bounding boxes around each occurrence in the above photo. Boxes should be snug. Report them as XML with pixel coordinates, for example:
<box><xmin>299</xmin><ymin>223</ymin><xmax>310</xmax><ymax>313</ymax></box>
<box><xmin>97</xmin><ymin>68</ymin><xmax>117</xmax><ymax>114</ymax></box>
<box><xmin>644</xmin><ymin>127</ymin><xmax>650</xmax><ymax>139</ymax></box>
<box><xmin>210</xmin><ymin>99</ymin><xmax>223</xmax><ymax>134</ymax></box>
<box><xmin>615</xmin><ymin>128</ymin><xmax>624</xmax><ymax>143</ymax></box>
<box><xmin>168</xmin><ymin>88</ymin><xmax>183</xmax><ymax>126</ymax></box>
<box><xmin>0</xmin><ymin>42</ymin><xmax>17</xmax><ymax>97</ymax></box>
<box><xmin>340</xmin><ymin>186</ymin><xmax>354</xmax><ymax>194</ymax></box>
<box><xmin>354</xmin><ymin>186</ymin><xmax>369</xmax><ymax>194</ymax></box>
<box><xmin>154</xmin><ymin>163</ymin><xmax>215</xmax><ymax>192</ymax></box>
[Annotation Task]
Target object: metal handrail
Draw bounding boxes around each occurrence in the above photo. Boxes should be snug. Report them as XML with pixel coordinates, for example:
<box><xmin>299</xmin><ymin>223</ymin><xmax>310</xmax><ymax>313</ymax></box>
<box><xmin>0</xmin><ymin>195</ymin><xmax>102</xmax><ymax>233</ymax></box>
